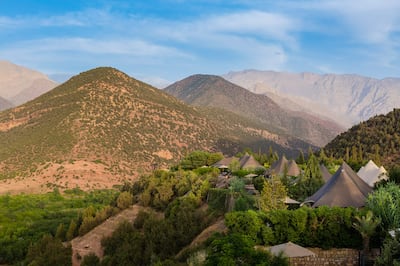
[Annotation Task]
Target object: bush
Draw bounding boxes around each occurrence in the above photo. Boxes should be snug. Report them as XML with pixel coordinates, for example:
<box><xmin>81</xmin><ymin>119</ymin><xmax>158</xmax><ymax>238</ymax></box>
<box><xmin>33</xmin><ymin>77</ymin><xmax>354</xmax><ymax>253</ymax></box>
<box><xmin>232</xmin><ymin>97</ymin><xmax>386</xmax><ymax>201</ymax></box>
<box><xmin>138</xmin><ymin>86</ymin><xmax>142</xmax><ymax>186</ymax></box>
<box><xmin>117</xmin><ymin>192</ymin><xmax>133</xmax><ymax>210</ymax></box>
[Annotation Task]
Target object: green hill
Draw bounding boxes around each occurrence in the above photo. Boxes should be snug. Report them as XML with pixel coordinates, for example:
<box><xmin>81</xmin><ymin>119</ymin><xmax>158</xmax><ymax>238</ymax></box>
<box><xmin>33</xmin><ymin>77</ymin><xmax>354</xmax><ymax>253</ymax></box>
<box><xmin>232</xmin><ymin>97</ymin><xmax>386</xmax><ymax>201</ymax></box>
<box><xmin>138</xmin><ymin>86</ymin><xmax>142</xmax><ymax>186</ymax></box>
<box><xmin>324</xmin><ymin>108</ymin><xmax>400</xmax><ymax>167</ymax></box>
<box><xmin>0</xmin><ymin>67</ymin><xmax>312</xmax><ymax>190</ymax></box>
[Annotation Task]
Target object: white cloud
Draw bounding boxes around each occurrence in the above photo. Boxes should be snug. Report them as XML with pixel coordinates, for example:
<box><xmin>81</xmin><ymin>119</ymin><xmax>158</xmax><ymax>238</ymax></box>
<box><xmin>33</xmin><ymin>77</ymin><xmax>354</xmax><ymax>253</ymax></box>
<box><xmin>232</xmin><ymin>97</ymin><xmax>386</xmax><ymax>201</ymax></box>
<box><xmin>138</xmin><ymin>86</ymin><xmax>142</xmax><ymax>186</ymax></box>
<box><xmin>1</xmin><ymin>37</ymin><xmax>189</xmax><ymax>58</ymax></box>
<box><xmin>291</xmin><ymin>0</ymin><xmax>400</xmax><ymax>45</ymax></box>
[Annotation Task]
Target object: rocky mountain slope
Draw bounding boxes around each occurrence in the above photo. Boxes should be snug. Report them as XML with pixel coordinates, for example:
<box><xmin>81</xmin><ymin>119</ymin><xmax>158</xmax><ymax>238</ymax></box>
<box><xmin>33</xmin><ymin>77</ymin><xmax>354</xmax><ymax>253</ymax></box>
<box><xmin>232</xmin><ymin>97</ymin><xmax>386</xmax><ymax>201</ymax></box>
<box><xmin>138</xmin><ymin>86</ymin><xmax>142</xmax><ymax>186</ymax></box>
<box><xmin>164</xmin><ymin>74</ymin><xmax>343</xmax><ymax>146</ymax></box>
<box><xmin>0</xmin><ymin>60</ymin><xmax>57</xmax><ymax>106</ymax></box>
<box><xmin>224</xmin><ymin>70</ymin><xmax>400</xmax><ymax>127</ymax></box>
<box><xmin>0</xmin><ymin>67</ymin><xmax>312</xmax><ymax>192</ymax></box>
<box><xmin>325</xmin><ymin>108</ymin><xmax>400</xmax><ymax>167</ymax></box>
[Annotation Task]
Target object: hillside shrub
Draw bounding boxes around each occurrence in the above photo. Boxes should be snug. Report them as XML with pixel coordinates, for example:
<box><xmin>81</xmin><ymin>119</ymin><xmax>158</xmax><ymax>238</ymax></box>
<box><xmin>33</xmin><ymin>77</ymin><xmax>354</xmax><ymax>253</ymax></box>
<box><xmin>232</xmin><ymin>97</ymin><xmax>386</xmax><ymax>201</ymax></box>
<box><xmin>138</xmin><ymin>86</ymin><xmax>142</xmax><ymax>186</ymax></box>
<box><xmin>224</xmin><ymin>207</ymin><xmax>362</xmax><ymax>249</ymax></box>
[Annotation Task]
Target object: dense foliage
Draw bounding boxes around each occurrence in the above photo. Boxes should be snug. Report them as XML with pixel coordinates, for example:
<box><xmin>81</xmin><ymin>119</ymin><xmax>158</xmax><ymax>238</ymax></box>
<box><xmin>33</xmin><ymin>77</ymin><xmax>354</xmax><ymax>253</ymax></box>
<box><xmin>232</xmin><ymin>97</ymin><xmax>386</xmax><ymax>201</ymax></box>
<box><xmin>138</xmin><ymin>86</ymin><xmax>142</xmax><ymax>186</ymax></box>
<box><xmin>225</xmin><ymin>208</ymin><xmax>363</xmax><ymax>249</ymax></box>
<box><xmin>0</xmin><ymin>189</ymin><xmax>117</xmax><ymax>264</ymax></box>
<box><xmin>366</xmin><ymin>182</ymin><xmax>400</xmax><ymax>230</ymax></box>
<box><xmin>204</xmin><ymin>233</ymin><xmax>288</xmax><ymax>266</ymax></box>
<box><xmin>325</xmin><ymin>108</ymin><xmax>400</xmax><ymax>167</ymax></box>
<box><xmin>101</xmin><ymin>196</ymin><xmax>210</xmax><ymax>265</ymax></box>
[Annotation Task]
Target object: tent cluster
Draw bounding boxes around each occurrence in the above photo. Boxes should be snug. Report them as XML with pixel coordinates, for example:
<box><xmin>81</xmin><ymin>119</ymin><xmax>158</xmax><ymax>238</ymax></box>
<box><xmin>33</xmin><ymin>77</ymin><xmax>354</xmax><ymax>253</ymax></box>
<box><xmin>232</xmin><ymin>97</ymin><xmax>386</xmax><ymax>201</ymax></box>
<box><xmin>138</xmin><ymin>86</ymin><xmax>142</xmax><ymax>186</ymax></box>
<box><xmin>265</xmin><ymin>157</ymin><xmax>386</xmax><ymax>208</ymax></box>
<box><xmin>212</xmin><ymin>153</ymin><xmax>264</xmax><ymax>170</ymax></box>
<box><xmin>303</xmin><ymin>162</ymin><xmax>372</xmax><ymax>208</ymax></box>
<box><xmin>214</xmin><ymin>153</ymin><xmax>386</xmax><ymax>209</ymax></box>
<box><xmin>265</xmin><ymin>155</ymin><xmax>300</xmax><ymax>177</ymax></box>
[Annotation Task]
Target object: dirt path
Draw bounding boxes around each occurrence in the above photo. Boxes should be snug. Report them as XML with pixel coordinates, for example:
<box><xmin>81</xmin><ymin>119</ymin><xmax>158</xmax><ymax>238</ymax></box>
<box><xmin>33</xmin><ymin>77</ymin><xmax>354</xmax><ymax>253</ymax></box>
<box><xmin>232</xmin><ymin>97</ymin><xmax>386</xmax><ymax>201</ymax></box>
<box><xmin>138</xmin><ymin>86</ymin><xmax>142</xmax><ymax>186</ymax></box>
<box><xmin>70</xmin><ymin>205</ymin><xmax>145</xmax><ymax>266</ymax></box>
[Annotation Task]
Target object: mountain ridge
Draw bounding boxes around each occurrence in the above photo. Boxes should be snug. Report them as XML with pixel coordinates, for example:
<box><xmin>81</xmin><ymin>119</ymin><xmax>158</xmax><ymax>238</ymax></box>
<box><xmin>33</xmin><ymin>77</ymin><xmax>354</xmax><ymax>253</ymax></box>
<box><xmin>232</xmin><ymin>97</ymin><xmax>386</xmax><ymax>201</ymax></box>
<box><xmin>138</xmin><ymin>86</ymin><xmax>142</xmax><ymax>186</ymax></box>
<box><xmin>223</xmin><ymin>69</ymin><xmax>400</xmax><ymax>127</ymax></box>
<box><xmin>0</xmin><ymin>67</ymin><xmax>312</xmax><ymax>193</ymax></box>
<box><xmin>0</xmin><ymin>60</ymin><xmax>57</xmax><ymax>106</ymax></box>
<box><xmin>164</xmin><ymin>74</ymin><xmax>343</xmax><ymax>146</ymax></box>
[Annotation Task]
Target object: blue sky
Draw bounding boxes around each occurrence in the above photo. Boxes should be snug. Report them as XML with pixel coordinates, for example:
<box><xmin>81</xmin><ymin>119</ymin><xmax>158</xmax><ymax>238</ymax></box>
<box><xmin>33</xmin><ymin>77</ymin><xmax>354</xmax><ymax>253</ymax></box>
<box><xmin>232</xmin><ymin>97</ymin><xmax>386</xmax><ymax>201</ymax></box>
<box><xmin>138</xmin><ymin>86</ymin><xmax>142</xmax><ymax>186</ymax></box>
<box><xmin>1</xmin><ymin>0</ymin><xmax>399</xmax><ymax>86</ymax></box>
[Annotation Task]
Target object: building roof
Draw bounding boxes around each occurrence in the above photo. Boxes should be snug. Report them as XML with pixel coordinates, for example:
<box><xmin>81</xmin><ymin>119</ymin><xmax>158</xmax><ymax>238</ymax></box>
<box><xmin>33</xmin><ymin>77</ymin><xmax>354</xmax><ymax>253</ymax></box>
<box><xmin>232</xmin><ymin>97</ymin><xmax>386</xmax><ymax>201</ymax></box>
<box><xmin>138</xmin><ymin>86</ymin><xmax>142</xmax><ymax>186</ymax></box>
<box><xmin>287</xmin><ymin>160</ymin><xmax>301</xmax><ymax>177</ymax></box>
<box><xmin>319</xmin><ymin>164</ymin><xmax>332</xmax><ymax>182</ymax></box>
<box><xmin>212</xmin><ymin>157</ymin><xmax>235</xmax><ymax>168</ymax></box>
<box><xmin>239</xmin><ymin>153</ymin><xmax>263</xmax><ymax>169</ymax></box>
<box><xmin>357</xmin><ymin>160</ymin><xmax>389</xmax><ymax>187</ymax></box>
<box><xmin>267</xmin><ymin>242</ymin><xmax>316</xmax><ymax>258</ymax></box>
<box><xmin>212</xmin><ymin>154</ymin><xmax>263</xmax><ymax>170</ymax></box>
<box><xmin>267</xmin><ymin>155</ymin><xmax>300</xmax><ymax>177</ymax></box>
<box><xmin>304</xmin><ymin>162</ymin><xmax>372</xmax><ymax>208</ymax></box>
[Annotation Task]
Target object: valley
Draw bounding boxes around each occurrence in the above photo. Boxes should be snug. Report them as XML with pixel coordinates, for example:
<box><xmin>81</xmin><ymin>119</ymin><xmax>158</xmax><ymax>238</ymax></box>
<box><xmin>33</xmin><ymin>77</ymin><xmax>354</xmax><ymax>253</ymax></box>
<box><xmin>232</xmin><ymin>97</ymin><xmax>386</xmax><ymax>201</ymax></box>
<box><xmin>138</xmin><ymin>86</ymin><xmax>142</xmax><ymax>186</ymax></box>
<box><xmin>0</xmin><ymin>64</ymin><xmax>399</xmax><ymax>266</ymax></box>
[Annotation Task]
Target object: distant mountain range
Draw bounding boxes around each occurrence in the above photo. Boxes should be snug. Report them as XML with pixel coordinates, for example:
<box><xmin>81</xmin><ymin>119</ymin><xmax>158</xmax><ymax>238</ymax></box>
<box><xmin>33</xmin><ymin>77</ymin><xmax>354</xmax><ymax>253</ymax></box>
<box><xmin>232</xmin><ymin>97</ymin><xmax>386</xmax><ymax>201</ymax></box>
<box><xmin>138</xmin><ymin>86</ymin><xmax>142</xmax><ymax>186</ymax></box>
<box><xmin>0</xmin><ymin>67</ymin><xmax>313</xmax><ymax>191</ymax></box>
<box><xmin>164</xmin><ymin>74</ymin><xmax>343</xmax><ymax>147</ymax></box>
<box><xmin>0</xmin><ymin>96</ymin><xmax>13</xmax><ymax>111</ymax></box>
<box><xmin>224</xmin><ymin>70</ymin><xmax>400</xmax><ymax>127</ymax></box>
<box><xmin>0</xmin><ymin>61</ymin><xmax>57</xmax><ymax>109</ymax></box>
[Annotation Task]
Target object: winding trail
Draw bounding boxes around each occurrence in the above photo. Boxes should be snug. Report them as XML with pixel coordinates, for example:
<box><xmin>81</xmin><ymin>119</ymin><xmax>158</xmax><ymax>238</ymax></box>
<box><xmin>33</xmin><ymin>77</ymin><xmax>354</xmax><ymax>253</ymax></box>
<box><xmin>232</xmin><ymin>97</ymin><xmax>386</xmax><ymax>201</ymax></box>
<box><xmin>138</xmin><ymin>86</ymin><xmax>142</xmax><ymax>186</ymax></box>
<box><xmin>70</xmin><ymin>205</ymin><xmax>145</xmax><ymax>266</ymax></box>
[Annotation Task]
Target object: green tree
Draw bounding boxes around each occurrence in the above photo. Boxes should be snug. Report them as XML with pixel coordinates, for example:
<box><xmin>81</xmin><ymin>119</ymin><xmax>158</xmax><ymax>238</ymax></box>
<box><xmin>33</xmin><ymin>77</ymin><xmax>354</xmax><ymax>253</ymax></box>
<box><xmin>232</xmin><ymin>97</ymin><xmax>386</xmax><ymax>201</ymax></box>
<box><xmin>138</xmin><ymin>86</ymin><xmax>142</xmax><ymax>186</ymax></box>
<box><xmin>295</xmin><ymin>154</ymin><xmax>324</xmax><ymax>200</ymax></box>
<box><xmin>353</xmin><ymin>211</ymin><xmax>380</xmax><ymax>255</ymax></box>
<box><xmin>297</xmin><ymin>150</ymin><xmax>306</xmax><ymax>164</ymax></box>
<box><xmin>55</xmin><ymin>223</ymin><xmax>66</xmax><ymax>241</ymax></box>
<box><xmin>204</xmin><ymin>233</ymin><xmax>288</xmax><ymax>266</ymax></box>
<box><xmin>66</xmin><ymin>219</ymin><xmax>78</xmax><ymax>241</ymax></box>
<box><xmin>26</xmin><ymin>234</ymin><xmax>72</xmax><ymax>266</ymax></box>
<box><xmin>389</xmin><ymin>167</ymin><xmax>400</xmax><ymax>184</ymax></box>
<box><xmin>374</xmin><ymin>233</ymin><xmax>400</xmax><ymax>266</ymax></box>
<box><xmin>229</xmin><ymin>177</ymin><xmax>245</xmax><ymax>193</ymax></box>
<box><xmin>117</xmin><ymin>191</ymin><xmax>133</xmax><ymax>209</ymax></box>
<box><xmin>366</xmin><ymin>182</ymin><xmax>400</xmax><ymax>230</ymax></box>
<box><xmin>229</xmin><ymin>158</ymin><xmax>240</xmax><ymax>172</ymax></box>
<box><xmin>225</xmin><ymin>211</ymin><xmax>263</xmax><ymax>243</ymax></box>
<box><xmin>259</xmin><ymin>176</ymin><xmax>287</xmax><ymax>212</ymax></box>
<box><xmin>81</xmin><ymin>253</ymin><xmax>100</xmax><ymax>266</ymax></box>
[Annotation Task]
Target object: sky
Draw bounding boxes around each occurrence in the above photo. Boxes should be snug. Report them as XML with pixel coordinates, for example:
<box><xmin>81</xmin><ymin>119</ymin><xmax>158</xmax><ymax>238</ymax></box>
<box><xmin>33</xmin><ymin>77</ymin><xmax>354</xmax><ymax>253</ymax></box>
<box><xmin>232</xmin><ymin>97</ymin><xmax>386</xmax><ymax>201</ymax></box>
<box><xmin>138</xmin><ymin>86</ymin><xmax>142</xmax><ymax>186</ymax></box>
<box><xmin>1</xmin><ymin>0</ymin><xmax>400</xmax><ymax>86</ymax></box>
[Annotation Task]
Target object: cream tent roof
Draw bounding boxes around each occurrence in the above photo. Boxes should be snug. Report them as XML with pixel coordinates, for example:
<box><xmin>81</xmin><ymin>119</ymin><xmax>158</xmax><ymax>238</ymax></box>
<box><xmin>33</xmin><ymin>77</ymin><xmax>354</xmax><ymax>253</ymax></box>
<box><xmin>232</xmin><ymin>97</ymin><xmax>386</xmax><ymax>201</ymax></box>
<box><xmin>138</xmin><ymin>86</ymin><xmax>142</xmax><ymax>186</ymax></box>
<box><xmin>267</xmin><ymin>242</ymin><xmax>316</xmax><ymax>258</ymax></box>
<box><xmin>239</xmin><ymin>153</ymin><xmax>263</xmax><ymax>169</ymax></box>
<box><xmin>357</xmin><ymin>160</ymin><xmax>389</xmax><ymax>187</ymax></box>
<box><xmin>304</xmin><ymin>162</ymin><xmax>372</xmax><ymax>208</ymax></box>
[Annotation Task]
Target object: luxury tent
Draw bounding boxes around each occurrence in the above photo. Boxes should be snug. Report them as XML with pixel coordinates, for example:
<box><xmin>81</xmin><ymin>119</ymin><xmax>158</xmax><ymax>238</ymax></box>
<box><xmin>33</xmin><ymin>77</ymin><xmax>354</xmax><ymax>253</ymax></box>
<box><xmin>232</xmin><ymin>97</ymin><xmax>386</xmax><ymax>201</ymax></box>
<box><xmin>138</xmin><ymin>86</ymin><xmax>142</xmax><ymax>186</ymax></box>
<box><xmin>266</xmin><ymin>242</ymin><xmax>316</xmax><ymax>258</ymax></box>
<box><xmin>212</xmin><ymin>157</ymin><xmax>234</xmax><ymax>169</ymax></box>
<box><xmin>212</xmin><ymin>154</ymin><xmax>263</xmax><ymax>170</ymax></box>
<box><xmin>266</xmin><ymin>155</ymin><xmax>300</xmax><ymax>177</ymax></box>
<box><xmin>239</xmin><ymin>153</ymin><xmax>263</xmax><ymax>170</ymax></box>
<box><xmin>319</xmin><ymin>164</ymin><xmax>332</xmax><ymax>182</ymax></box>
<box><xmin>303</xmin><ymin>162</ymin><xmax>372</xmax><ymax>208</ymax></box>
<box><xmin>357</xmin><ymin>160</ymin><xmax>389</xmax><ymax>187</ymax></box>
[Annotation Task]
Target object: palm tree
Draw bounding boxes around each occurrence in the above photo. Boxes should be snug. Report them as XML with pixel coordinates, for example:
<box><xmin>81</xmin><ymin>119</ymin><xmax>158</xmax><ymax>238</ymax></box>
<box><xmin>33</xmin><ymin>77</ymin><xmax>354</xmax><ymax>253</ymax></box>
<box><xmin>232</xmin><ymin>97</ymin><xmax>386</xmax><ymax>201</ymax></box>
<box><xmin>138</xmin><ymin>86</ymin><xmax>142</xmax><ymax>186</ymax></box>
<box><xmin>353</xmin><ymin>211</ymin><xmax>381</xmax><ymax>255</ymax></box>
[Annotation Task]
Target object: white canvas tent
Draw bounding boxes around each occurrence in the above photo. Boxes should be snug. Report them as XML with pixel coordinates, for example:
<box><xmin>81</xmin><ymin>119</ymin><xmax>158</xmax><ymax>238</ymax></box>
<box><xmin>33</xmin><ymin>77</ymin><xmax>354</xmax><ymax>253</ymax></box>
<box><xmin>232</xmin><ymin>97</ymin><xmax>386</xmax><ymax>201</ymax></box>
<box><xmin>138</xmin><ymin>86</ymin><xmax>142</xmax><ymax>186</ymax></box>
<box><xmin>357</xmin><ymin>160</ymin><xmax>389</xmax><ymax>187</ymax></box>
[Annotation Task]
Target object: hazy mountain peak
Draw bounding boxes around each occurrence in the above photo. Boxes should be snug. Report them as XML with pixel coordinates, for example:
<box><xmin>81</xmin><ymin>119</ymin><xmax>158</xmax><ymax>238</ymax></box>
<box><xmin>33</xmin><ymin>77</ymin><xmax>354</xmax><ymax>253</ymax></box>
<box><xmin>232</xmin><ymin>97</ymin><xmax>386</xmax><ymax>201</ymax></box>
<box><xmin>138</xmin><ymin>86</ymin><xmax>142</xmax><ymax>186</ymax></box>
<box><xmin>223</xmin><ymin>70</ymin><xmax>400</xmax><ymax>126</ymax></box>
<box><xmin>0</xmin><ymin>60</ymin><xmax>57</xmax><ymax>106</ymax></box>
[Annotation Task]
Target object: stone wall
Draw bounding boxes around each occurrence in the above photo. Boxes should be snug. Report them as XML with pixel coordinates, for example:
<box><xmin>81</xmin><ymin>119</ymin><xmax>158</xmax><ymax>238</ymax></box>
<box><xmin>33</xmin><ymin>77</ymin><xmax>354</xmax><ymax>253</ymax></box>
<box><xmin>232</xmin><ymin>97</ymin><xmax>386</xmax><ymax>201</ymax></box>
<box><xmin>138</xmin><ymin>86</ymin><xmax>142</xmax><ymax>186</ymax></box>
<box><xmin>289</xmin><ymin>248</ymin><xmax>359</xmax><ymax>266</ymax></box>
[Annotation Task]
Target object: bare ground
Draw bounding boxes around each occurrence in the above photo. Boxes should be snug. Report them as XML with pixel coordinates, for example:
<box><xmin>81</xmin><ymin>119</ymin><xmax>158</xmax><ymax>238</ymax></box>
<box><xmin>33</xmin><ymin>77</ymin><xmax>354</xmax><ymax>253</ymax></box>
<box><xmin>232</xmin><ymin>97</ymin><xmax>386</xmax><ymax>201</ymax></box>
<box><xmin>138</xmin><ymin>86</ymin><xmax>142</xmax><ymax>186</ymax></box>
<box><xmin>70</xmin><ymin>205</ymin><xmax>146</xmax><ymax>266</ymax></box>
<box><xmin>0</xmin><ymin>160</ymin><xmax>136</xmax><ymax>195</ymax></box>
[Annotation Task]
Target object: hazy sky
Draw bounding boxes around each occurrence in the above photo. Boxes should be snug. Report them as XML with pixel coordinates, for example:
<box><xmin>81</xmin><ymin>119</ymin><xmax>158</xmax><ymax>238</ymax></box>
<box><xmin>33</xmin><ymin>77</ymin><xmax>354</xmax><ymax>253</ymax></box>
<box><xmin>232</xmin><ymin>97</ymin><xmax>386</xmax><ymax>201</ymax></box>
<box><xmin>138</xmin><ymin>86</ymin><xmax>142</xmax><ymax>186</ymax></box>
<box><xmin>1</xmin><ymin>0</ymin><xmax>399</xmax><ymax>86</ymax></box>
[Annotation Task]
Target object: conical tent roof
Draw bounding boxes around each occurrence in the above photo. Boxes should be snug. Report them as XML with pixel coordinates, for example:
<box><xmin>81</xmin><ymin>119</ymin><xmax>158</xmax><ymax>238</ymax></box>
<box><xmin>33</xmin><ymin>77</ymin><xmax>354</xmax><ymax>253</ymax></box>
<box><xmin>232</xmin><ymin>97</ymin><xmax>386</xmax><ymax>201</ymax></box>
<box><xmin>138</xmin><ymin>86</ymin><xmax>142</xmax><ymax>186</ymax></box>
<box><xmin>304</xmin><ymin>162</ymin><xmax>372</xmax><ymax>208</ymax></box>
<box><xmin>319</xmin><ymin>164</ymin><xmax>332</xmax><ymax>182</ymax></box>
<box><xmin>357</xmin><ymin>160</ymin><xmax>388</xmax><ymax>187</ymax></box>
<box><xmin>212</xmin><ymin>157</ymin><xmax>234</xmax><ymax>168</ymax></box>
<box><xmin>267</xmin><ymin>155</ymin><xmax>289</xmax><ymax>176</ymax></box>
<box><xmin>287</xmin><ymin>160</ymin><xmax>300</xmax><ymax>177</ymax></box>
<box><xmin>239</xmin><ymin>153</ymin><xmax>263</xmax><ymax>169</ymax></box>
<box><xmin>268</xmin><ymin>242</ymin><xmax>315</xmax><ymax>258</ymax></box>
